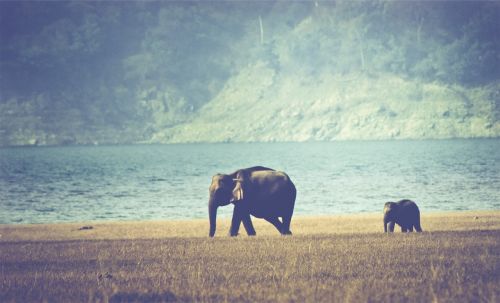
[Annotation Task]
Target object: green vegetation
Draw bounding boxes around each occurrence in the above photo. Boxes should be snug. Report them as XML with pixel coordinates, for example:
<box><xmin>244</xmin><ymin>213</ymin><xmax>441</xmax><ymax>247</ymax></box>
<box><xmin>1</xmin><ymin>1</ymin><xmax>499</xmax><ymax>146</ymax></box>
<box><xmin>1</xmin><ymin>212</ymin><xmax>499</xmax><ymax>302</ymax></box>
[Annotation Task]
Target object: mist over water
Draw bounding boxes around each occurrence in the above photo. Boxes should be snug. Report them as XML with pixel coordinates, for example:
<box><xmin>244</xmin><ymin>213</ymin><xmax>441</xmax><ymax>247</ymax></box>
<box><xmin>0</xmin><ymin>140</ymin><xmax>498</xmax><ymax>224</ymax></box>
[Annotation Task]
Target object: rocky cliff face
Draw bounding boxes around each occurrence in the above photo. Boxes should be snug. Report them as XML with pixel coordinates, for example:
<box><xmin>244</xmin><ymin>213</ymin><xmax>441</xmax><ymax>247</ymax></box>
<box><xmin>150</xmin><ymin>62</ymin><xmax>500</xmax><ymax>143</ymax></box>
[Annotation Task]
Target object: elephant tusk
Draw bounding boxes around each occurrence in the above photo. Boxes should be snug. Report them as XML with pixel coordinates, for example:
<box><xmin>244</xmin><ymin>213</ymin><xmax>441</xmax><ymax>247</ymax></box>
<box><xmin>235</xmin><ymin>188</ymin><xmax>244</xmax><ymax>201</ymax></box>
<box><xmin>233</xmin><ymin>178</ymin><xmax>244</xmax><ymax>182</ymax></box>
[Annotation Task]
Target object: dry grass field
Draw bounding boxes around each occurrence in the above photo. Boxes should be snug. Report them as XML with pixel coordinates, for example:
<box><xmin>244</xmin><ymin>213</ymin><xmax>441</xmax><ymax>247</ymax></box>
<box><xmin>1</xmin><ymin>211</ymin><xmax>499</xmax><ymax>302</ymax></box>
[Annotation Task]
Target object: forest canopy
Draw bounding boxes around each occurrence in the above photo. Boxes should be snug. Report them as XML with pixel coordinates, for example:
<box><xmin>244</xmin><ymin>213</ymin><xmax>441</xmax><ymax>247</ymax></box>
<box><xmin>1</xmin><ymin>1</ymin><xmax>499</xmax><ymax>146</ymax></box>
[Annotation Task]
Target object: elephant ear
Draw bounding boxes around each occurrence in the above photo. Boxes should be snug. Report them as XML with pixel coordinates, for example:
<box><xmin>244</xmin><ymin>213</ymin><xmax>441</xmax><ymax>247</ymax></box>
<box><xmin>384</xmin><ymin>202</ymin><xmax>396</xmax><ymax>213</ymax></box>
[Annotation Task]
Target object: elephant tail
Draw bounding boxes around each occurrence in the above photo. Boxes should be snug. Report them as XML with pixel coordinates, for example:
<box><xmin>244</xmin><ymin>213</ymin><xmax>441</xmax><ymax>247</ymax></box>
<box><xmin>281</xmin><ymin>172</ymin><xmax>297</xmax><ymax>204</ymax></box>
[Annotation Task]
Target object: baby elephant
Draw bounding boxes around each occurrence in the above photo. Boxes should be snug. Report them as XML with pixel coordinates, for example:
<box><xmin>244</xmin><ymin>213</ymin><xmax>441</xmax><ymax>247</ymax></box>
<box><xmin>383</xmin><ymin>199</ymin><xmax>423</xmax><ymax>232</ymax></box>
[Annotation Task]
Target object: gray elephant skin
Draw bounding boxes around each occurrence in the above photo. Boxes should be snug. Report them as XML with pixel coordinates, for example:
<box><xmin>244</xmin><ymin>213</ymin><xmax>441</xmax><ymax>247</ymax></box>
<box><xmin>208</xmin><ymin>166</ymin><xmax>296</xmax><ymax>237</ymax></box>
<box><xmin>383</xmin><ymin>199</ymin><xmax>423</xmax><ymax>232</ymax></box>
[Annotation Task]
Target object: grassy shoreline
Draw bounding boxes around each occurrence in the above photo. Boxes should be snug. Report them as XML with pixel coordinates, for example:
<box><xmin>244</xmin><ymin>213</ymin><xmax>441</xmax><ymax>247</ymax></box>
<box><xmin>1</xmin><ymin>210</ymin><xmax>499</xmax><ymax>241</ymax></box>
<box><xmin>1</xmin><ymin>211</ymin><xmax>499</xmax><ymax>302</ymax></box>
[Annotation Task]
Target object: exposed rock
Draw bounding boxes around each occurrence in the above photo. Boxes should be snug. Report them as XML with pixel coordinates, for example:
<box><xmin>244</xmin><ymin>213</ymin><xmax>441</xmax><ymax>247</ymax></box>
<box><xmin>151</xmin><ymin>70</ymin><xmax>499</xmax><ymax>143</ymax></box>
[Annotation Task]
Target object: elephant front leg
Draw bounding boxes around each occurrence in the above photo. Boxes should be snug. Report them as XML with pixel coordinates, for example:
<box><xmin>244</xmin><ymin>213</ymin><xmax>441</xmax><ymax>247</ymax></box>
<box><xmin>229</xmin><ymin>205</ymin><xmax>243</xmax><ymax>236</ymax></box>
<box><xmin>242</xmin><ymin>213</ymin><xmax>256</xmax><ymax>236</ymax></box>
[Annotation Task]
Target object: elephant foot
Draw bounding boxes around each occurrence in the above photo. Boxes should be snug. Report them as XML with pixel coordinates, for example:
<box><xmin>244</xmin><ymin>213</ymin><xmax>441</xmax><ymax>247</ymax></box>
<box><xmin>281</xmin><ymin>231</ymin><xmax>292</xmax><ymax>236</ymax></box>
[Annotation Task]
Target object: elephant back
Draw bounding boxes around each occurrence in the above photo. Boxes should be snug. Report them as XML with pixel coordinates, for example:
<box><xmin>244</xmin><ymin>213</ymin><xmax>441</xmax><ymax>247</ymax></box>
<box><xmin>250</xmin><ymin>170</ymin><xmax>291</xmax><ymax>184</ymax></box>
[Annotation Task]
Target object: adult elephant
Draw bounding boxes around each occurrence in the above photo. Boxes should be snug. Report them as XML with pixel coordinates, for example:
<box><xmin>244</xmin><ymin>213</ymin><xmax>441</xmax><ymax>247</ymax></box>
<box><xmin>208</xmin><ymin>166</ymin><xmax>296</xmax><ymax>237</ymax></box>
<box><xmin>383</xmin><ymin>199</ymin><xmax>423</xmax><ymax>232</ymax></box>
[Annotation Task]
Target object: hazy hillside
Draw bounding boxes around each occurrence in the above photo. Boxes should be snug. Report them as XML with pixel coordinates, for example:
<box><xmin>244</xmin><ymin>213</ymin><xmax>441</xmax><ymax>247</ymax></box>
<box><xmin>1</xmin><ymin>1</ymin><xmax>499</xmax><ymax>146</ymax></box>
<box><xmin>159</xmin><ymin>70</ymin><xmax>499</xmax><ymax>143</ymax></box>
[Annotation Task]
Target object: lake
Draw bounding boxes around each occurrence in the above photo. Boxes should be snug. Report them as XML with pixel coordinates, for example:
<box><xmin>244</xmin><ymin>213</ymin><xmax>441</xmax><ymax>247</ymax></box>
<box><xmin>0</xmin><ymin>140</ymin><xmax>499</xmax><ymax>224</ymax></box>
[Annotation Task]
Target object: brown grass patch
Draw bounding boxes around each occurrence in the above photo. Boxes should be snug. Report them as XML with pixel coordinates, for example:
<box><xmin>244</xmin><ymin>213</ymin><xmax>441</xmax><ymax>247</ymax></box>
<box><xmin>0</xmin><ymin>211</ymin><xmax>499</xmax><ymax>302</ymax></box>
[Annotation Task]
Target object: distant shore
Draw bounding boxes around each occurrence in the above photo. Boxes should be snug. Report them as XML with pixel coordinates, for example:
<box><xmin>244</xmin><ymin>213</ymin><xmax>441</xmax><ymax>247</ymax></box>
<box><xmin>1</xmin><ymin>210</ymin><xmax>499</xmax><ymax>242</ymax></box>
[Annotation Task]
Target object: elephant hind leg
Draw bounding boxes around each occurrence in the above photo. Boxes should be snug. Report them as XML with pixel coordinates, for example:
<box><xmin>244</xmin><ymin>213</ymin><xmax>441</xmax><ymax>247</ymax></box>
<box><xmin>414</xmin><ymin>222</ymin><xmax>423</xmax><ymax>232</ymax></box>
<box><xmin>414</xmin><ymin>211</ymin><xmax>423</xmax><ymax>232</ymax></box>
<box><xmin>264</xmin><ymin>216</ymin><xmax>284</xmax><ymax>234</ymax></box>
<box><xmin>281</xmin><ymin>214</ymin><xmax>292</xmax><ymax>235</ymax></box>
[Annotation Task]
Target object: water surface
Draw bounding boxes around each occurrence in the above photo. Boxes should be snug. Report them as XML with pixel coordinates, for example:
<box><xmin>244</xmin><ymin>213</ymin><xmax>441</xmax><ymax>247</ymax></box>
<box><xmin>0</xmin><ymin>140</ymin><xmax>498</xmax><ymax>224</ymax></box>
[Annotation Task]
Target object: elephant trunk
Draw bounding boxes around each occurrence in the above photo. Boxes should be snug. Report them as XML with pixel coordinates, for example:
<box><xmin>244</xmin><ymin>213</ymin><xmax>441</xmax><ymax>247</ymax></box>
<box><xmin>384</xmin><ymin>215</ymin><xmax>395</xmax><ymax>232</ymax></box>
<box><xmin>386</xmin><ymin>221</ymin><xmax>395</xmax><ymax>232</ymax></box>
<box><xmin>208</xmin><ymin>198</ymin><xmax>218</xmax><ymax>237</ymax></box>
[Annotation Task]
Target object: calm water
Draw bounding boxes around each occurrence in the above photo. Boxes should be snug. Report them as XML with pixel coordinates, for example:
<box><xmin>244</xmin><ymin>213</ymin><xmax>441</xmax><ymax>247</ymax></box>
<box><xmin>0</xmin><ymin>140</ymin><xmax>499</xmax><ymax>224</ymax></box>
